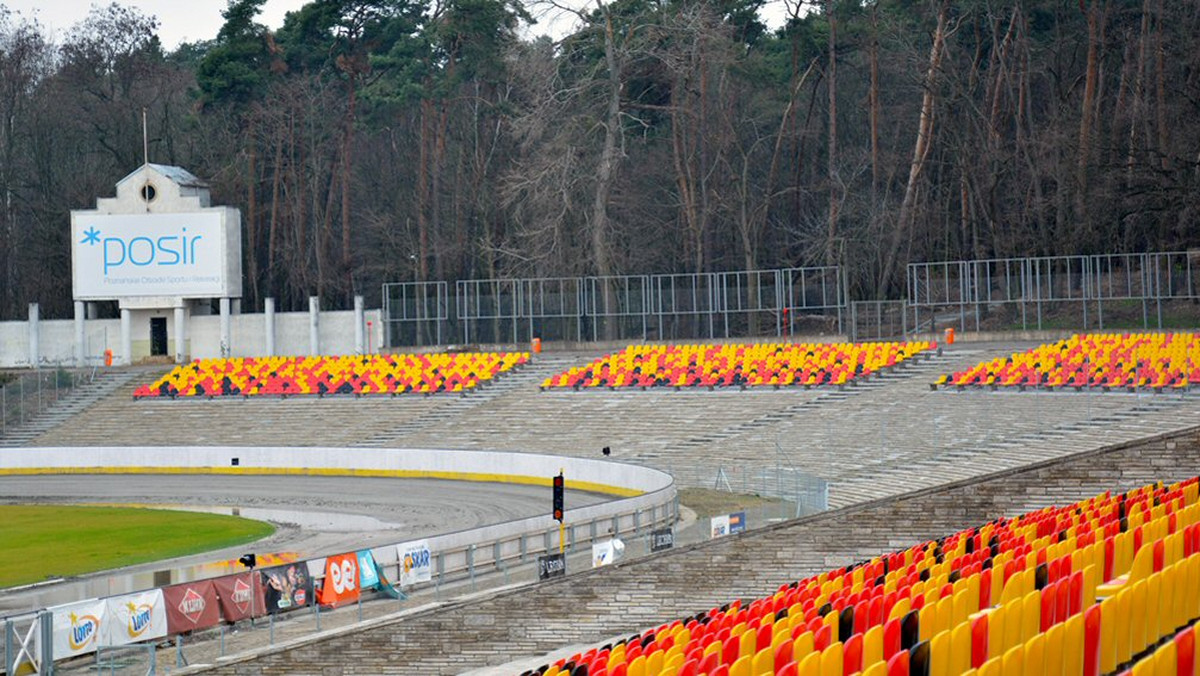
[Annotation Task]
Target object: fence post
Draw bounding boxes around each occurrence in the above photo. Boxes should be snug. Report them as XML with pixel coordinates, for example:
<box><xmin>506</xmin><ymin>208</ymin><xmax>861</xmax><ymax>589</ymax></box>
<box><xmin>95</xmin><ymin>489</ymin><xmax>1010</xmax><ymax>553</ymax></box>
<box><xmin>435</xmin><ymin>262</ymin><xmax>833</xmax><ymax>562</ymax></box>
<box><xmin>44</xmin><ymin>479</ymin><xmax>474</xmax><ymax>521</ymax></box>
<box><xmin>40</xmin><ymin>609</ymin><xmax>54</xmax><ymax>676</ymax></box>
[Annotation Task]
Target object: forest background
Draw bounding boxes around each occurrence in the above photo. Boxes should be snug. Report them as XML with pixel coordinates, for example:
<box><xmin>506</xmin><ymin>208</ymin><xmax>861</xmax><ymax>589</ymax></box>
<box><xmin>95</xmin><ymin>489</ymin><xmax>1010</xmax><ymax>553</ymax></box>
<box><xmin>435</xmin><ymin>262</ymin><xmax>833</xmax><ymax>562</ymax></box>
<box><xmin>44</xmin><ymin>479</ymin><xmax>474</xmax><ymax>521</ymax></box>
<box><xmin>0</xmin><ymin>0</ymin><xmax>1196</xmax><ymax>319</ymax></box>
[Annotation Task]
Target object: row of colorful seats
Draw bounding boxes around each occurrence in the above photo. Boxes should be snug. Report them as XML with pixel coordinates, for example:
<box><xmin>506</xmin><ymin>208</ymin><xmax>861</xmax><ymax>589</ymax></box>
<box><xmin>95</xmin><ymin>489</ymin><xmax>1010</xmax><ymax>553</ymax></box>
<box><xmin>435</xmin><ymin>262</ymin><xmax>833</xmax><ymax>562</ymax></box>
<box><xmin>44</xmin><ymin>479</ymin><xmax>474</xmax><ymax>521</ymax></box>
<box><xmin>541</xmin><ymin>342</ymin><xmax>936</xmax><ymax>390</ymax></box>
<box><xmin>524</xmin><ymin>477</ymin><xmax>1200</xmax><ymax>676</ymax></box>
<box><xmin>132</xmin><ymin>352</ymin><xmax>529</xmax><ymax>398</ymax></box>
<box><xmin>937</xmin><ymin>333</ymin><xmax>1200</xmax><ymax>390</ymax></box>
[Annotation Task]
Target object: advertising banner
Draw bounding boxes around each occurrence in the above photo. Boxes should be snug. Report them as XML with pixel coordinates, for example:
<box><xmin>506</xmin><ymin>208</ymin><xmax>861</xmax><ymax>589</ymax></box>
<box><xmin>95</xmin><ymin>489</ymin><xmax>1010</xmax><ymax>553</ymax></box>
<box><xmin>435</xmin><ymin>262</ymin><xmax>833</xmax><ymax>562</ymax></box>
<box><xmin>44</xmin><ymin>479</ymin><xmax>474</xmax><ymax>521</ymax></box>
<box><xmin>592</xmin><ymin>540</ymin><xmax>615</xmax><ymax>568</ymax></box>
<box><xmin>46</xmin><ymin>599</ymin><xmax>106</xmax><ymax>660</ymax></box>
<box><xmin>357</xmin><ymin>549</ymin><xmax>380</xmax><ymax>590</ymax></box>
<box><xmin>71</xmin><ymin>211</ymin><xmax>239</xmax><ymax>299</ymax></box>
<box><xmin>710</xmin><ymin>511</ymin><xmax>747</xmax><ymax>539</ymax></box>
<box><xmin>318</xmin><ymin>553</ymin><xmax>360</xmax><ymax>607</ymax></box>
<box><xmin>213</xmin><ymin>572</ymin><xmax>263</xmax><ymax>622</ymax></box>
<box><xmin>104</xmin><ymin>590</ymin><xmax>167</xmax><ymax>647</ymax></box>
<box><xmin>537</xmin><ymin>553</ymin><xmax>567</xmax><ymax>580</ymax></box>
<box><xmin>397</xmin><ymin>539</ymin><xmax>432</xmax><ymax>587</ymax></box>
<box><xmin>163</xmin><ymin>580</ymin><xmax>221</xmax><ymax>634</ymax></box>
<box><xmin>650</xmin><ymin>527</ymin><xmax>675</xmax><ymax>552</ymax></box>
<box><xmin>260</xmin><ymin>562</ymin><xmax>314</xmax><ymax>613</ymax></box>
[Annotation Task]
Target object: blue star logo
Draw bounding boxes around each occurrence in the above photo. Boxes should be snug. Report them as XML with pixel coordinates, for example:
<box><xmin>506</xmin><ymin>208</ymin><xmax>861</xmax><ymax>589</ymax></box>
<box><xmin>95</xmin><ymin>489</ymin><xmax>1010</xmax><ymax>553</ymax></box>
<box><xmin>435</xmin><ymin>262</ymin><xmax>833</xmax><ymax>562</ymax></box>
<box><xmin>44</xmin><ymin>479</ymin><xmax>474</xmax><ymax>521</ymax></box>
<box><xmin>81</xmin><ymin>227</ymin><xmax>101</xmax><ymax>246</ymax></box>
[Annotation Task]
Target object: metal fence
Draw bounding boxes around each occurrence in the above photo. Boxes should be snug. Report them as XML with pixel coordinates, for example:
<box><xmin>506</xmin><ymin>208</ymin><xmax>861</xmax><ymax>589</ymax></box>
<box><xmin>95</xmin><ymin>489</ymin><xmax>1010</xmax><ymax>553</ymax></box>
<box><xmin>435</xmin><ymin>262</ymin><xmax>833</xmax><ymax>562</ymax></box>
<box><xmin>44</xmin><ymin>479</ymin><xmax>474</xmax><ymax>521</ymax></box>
<box><xmin>1</xmin><ymin>368</ymin><xmax>95</xmax><ymax>438</ymax></box>
<box><xmin>849</xmin><ymin>300</ymin><xmax>909</xmax><ymax>342</ymax></box>
<box><xmin>383</xmin><ymin>266</ymin><xmax>847</xmax><ymax>348</ymax></box>
<box><xmin>907</xmin><ymin>251</ymin><xmax>1200</xmax><ymax>334</ymax></box>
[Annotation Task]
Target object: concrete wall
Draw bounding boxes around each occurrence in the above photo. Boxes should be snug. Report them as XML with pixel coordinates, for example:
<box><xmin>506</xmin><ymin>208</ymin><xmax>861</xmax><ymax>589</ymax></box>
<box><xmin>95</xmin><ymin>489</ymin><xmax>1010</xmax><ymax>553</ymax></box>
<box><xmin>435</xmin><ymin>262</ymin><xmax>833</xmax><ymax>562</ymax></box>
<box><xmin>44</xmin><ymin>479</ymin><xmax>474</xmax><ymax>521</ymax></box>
<box><xmin>182</xmin><ymin>425</ymin><xmax>1200</xmax><ymax>675</ymax></box>
<box><xmin>0</xmin><ymin>308</ymin><xmax>383</xmax><ymax>367</ymax></box>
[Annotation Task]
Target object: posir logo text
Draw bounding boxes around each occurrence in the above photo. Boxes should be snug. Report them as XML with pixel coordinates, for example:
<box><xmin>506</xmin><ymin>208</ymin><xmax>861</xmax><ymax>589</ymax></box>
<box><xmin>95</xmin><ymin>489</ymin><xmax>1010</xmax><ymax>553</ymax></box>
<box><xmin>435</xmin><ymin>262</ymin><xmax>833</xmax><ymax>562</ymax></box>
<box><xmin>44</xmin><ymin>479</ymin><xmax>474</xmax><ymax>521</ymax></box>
<box><xmin>79</xmin><ymin>225</ymin><xmax>204</xmax><ymax>275</ymax></box>
<box><xmin>68</xmin><ymin>612</ymin><xmax>100</xmax><ymax>650</ymax></box>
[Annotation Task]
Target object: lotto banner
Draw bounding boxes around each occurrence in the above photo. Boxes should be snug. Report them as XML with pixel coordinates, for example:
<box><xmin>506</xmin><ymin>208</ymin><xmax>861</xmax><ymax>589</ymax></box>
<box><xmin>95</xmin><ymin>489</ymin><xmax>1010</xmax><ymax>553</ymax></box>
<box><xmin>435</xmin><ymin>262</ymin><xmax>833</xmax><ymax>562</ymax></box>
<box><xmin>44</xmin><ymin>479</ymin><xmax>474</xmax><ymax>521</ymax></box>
<box><xmin>213</xmin><ymin>572</ymin><xmax>264</xmax><ymax>622</ymax></box>
<box><xmin>104</xmin><ymin>590</ymin><xmax>167</xmax><ymax>647</ymax></box>
<box><xmin>357</xmin><ymin>549</ymin><xmax>380</xmax><ymax>590</ymax></box>
<box><xmin>319</xmin><ymin>553</ymin><xmax>360</xmax><ymax>607</ymax></box>
<box><xmin>397</xmin><ymin>539</ymin><xmax>432</xmax><ymax>587</ymax></box>
<box><xmin>163</xmin><ymin>580</ymin><xmax>221</xmax><ymax>634</ymax></box>
<box><xmin>46</xmin><ymin>599</ymin><xmax>106</xmax><ymax>659</ymax></box>
<box><xmin>260</xmin><ymin>562</ymin><xmax>314</xmax><ymax>613</ymax></box>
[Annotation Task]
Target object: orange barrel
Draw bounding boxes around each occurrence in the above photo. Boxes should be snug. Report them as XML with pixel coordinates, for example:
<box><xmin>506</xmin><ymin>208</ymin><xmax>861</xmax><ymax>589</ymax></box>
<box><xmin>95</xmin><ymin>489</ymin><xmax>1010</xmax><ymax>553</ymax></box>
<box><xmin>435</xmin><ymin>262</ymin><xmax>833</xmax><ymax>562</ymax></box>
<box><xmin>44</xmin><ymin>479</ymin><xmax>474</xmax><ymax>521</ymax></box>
<box><xmin>104</xmin><ymin>348</ymin><xmax>113</xmax><ymax>367</ymax></box>
<box><xmin>944</xmin><ymin>328</ymin><xmax>956</xmax><ymax>345</ymax></box>
<box><xmin>532</xmin><ymin>337</ymin><xmax>542</xmax><ymax>354</ymax></box>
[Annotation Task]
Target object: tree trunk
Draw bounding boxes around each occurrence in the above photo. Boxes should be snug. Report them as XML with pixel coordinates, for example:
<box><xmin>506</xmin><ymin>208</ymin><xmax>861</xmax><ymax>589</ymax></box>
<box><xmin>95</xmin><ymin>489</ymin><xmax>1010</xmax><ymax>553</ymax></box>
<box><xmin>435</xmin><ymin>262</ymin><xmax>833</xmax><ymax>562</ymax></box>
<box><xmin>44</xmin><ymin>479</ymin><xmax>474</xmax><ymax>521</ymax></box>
<box><xmin>879</xmin><ymin>0</ymin><xmax>950</xmax><ymax>297</ymax></box>
<box><xmin>826</xmin><ymin>0</ymin><xmax>839</xmax><ymax>267</ymax></box>
<box><xmin>341</xmin><ymin>77</ymin><xmax>357</xmax><ymax>304</ymax></box>
<box><xmin>591</xmin><ymin>4</ymin><xmax>623</xmax><ymax>338</ymax></box>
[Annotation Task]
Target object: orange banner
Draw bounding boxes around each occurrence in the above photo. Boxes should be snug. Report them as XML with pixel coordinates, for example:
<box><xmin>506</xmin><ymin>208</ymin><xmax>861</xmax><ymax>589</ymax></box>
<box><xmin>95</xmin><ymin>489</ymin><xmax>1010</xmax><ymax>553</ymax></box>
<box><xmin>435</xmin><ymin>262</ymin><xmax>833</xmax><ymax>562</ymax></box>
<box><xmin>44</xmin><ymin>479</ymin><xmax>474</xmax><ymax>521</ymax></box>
<box><xmin>319</xmin><ymin>553</ymin><xmax>360</xmax><ymax>607</ymax></box>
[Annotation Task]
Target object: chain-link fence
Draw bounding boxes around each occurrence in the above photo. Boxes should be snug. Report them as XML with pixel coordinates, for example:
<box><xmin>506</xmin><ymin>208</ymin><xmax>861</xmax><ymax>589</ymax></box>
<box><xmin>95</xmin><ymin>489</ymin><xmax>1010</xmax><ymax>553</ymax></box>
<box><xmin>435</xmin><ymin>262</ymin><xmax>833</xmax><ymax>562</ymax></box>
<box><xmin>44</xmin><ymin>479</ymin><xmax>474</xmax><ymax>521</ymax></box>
<box><xmin>0</xmin><ymin>368</ymin><xmax>95</xmax><ymax>438</ymax></box>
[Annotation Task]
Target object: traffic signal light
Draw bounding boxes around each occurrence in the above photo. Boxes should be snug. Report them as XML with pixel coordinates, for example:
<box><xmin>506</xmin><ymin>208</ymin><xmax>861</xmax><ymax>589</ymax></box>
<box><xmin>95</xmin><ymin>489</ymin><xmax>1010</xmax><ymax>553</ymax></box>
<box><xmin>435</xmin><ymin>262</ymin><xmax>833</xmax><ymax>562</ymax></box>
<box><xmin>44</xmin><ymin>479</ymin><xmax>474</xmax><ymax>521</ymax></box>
<box><xmin>552</xmin><ymin>472</ymin><xmax>564</xmax><ymax>522</ymax></box>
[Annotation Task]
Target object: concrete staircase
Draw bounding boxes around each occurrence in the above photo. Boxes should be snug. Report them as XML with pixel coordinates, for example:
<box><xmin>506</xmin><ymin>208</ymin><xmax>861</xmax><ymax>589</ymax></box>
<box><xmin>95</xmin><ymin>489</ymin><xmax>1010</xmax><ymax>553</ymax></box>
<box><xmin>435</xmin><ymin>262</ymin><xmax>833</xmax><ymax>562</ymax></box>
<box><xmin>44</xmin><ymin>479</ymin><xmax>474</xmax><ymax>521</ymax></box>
<box><xmin>0</xmin><ymin>370</ymin><xmax>140</xmax><ymax>447</ymax></box>
<box><xmin>354</xmin><ymin>354</ymin><xmax>583</xmax><ymax>447</ymax></box>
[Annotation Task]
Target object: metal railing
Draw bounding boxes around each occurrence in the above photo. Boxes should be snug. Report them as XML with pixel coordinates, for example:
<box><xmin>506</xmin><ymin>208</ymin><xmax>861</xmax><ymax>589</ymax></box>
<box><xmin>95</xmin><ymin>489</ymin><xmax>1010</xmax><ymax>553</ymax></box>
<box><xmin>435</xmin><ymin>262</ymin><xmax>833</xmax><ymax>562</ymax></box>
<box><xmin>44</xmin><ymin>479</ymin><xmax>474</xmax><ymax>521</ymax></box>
<box><xmin>382</xmin><ymin>266</ymin><xmax>848</xmax><ymax>348</ymax></box>
<box><xmin>0</xmin><ymin>368</ymin><xmax>95</xmax><ymax>439</ymax></box>
<box><xmin>850</xmin><ymin>300</ymin><xmax>909</xmax><ymax>342</ymax></box>
<box><xmin>907</xmin><ymin>251</ymin><xmax>1200</xmax><ymax>334</ymax></box>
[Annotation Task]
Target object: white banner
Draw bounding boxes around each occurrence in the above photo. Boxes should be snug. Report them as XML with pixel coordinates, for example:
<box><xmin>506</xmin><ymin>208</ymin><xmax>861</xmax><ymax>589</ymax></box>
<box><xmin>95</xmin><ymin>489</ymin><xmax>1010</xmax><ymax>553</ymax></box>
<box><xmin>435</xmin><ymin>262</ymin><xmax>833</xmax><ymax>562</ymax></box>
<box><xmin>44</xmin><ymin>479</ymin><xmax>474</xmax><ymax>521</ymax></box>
<box><xmin>45</xmin><ymin>599</ymin><xmax>106</xmax><ymax>660</ymax></box>
<box><xmin>71</xmin><ymin>211</ymin><xmax>239</xmax><ymax>299</ymax></box>
<box><xmin>104</xmin><ymin>590</ymin><xmax>167</xmax><ymax>646</ymax></box>
<box><xmin>592</xmin><ymin>540</ymin><xmax>615</xmax><ymax>568</ymax></box>
<box><xmin>710</xmin><ymin>514</ymin><xmax>731</xmax><ymax>538</ymax></box>
<box><xmin>397</xmin><ymin>539</ymin><xmax>432</xmax><ymax>587</ymax></box>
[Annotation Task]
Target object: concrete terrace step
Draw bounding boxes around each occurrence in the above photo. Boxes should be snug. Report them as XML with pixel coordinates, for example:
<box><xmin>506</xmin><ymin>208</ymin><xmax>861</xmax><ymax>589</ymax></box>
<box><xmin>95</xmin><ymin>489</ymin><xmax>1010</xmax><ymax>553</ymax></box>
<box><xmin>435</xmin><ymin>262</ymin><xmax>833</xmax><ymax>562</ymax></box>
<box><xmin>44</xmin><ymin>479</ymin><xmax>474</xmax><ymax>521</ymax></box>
<box><xmin>1</xmin><ymin>371</ymin><xmax>140</xmax><ymax>447</ymax></box>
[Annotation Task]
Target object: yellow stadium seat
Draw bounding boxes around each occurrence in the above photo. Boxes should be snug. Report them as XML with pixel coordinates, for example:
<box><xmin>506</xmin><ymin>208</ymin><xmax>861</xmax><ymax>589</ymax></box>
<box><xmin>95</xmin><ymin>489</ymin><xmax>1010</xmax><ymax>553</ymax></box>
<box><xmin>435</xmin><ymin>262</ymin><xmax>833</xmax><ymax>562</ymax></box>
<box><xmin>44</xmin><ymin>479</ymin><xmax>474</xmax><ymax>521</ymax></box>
<box><xmin>728</xmin><ymin>654</ymin><xmax>752</xmax><ymax>676</ymax></box>
<box><xmin>820</xmin><ymin>641</ymin><xmax>843</xmax><ymax>676</ymax></box>
<box><xmin>1043</xmin><ymin>622</ymin><xmax>1065</xmax><ymax>676</ymax></box>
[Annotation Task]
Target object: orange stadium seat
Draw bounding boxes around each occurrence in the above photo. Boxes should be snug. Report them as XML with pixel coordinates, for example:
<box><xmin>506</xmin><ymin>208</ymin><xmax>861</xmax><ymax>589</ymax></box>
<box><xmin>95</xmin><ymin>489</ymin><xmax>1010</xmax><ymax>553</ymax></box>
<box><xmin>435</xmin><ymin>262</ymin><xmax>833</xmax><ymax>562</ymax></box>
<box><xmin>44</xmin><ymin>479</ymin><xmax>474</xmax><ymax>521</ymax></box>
<box><xmin>132</xmin><ymin>352</ymin><xmax>529</xmax><ymax>398</ymax></box>
<box><xmin>532</xmin><ymin>476</ymin><xmax>1200</xmax><ymax>676</ymax></box>
<box><xmin>542</xmin><ymin>341</ymin><xmax>935</xmax><ymax>390</ymax></box>
<box><xmin>940</xmin><ymin>333</ymin><xmax>1200</xmax><ymax>390</ymax></box>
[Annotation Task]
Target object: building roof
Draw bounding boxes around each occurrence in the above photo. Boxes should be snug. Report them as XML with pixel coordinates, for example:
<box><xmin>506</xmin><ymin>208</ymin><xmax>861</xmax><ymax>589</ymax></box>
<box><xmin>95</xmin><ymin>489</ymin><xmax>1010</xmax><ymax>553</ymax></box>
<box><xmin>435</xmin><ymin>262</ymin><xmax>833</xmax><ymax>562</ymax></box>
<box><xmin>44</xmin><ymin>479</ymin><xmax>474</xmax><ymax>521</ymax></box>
<box><xmin>115</xmin><ymin>163</ymin><xmax>209</xmax><ymax>190</ymax></box>
<box><xmin>146</xmin><ymin>164</ymin><xmax>208</xmax><ymax>188</ymax></box>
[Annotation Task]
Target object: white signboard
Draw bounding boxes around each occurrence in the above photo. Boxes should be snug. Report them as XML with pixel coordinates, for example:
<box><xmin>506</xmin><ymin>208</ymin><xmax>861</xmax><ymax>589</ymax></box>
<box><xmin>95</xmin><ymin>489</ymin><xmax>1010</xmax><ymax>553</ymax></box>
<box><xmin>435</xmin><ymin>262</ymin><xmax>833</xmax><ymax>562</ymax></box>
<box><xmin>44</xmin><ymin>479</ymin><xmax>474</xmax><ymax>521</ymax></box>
<box><xmin>397</xmin><ymin>539</ymin><xmax>432</xmax><ymax>587</ymax></box>
<box><xmin>592</xmin><ymin>540</ymin><xmax>615</xmax><ymax>568</ymax></box>
<box><xmin>104</xmin><ymin>590</ymin><xmax>167</xmax><ymax>647</ymax></box>
<box><xmin>44</xmin><ymin>599</ymin><xmax>106</xmax><ymax>660</ymax></box>
<box><xmin>71</xmin><ymin>211</ymin><xmax>240</xmax><ymax>299</ymax></box>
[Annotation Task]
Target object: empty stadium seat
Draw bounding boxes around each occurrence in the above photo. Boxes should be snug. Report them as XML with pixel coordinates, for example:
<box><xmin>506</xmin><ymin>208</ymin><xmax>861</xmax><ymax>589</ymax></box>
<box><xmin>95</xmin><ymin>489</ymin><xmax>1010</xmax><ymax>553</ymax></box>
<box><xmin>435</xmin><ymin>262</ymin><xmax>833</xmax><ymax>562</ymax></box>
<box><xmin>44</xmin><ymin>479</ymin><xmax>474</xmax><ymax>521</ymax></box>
<box><xmin>547</xmin><ymin>476</ymin><xmax>1200</xmax><ymax>676</ymax></box>
<box><xmin>133</xmin><ymin>352</ymin><xmax>529</xmax><ymax>398</ymax></box>
<box><xmin>940</xmin><ymin>333</ymin><xmax>1200</xmax><ymax>390</ymax></box>
<box><xmin>542</xmin><ymin>341</ymin><xmax>934</xmax><ymax>390</ymax></box>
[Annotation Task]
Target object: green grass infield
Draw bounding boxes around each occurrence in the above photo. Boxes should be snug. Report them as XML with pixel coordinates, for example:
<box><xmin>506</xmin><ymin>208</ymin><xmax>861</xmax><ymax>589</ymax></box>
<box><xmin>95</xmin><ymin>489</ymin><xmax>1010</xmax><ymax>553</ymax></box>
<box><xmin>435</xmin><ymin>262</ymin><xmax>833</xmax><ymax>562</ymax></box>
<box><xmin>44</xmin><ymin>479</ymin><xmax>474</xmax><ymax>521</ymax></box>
<box><xmin>0</xmin><ymin>504</ymin><xmax>274</xmax><ymax>589</ymax></box>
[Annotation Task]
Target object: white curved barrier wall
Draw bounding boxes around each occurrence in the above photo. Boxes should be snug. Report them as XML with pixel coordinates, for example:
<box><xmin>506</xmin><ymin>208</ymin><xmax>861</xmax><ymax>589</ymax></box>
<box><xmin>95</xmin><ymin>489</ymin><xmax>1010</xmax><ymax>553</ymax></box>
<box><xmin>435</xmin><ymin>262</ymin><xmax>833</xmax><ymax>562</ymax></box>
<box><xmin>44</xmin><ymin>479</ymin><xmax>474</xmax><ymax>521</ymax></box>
<box><xmin>0</xmin><ymin>446</ymin><xmax>671</xmax><ymax>497</ymax></box>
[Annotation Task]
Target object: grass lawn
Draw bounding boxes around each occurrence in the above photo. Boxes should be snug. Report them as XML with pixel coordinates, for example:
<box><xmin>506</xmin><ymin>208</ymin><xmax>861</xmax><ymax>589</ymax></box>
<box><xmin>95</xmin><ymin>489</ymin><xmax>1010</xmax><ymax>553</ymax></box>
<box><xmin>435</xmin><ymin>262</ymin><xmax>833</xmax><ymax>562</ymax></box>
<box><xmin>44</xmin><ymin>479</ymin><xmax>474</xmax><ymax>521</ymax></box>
<box><xmin>0</xmin><ymin>505</ymin><xmax>274</xmax><ymax>588</ymax></box>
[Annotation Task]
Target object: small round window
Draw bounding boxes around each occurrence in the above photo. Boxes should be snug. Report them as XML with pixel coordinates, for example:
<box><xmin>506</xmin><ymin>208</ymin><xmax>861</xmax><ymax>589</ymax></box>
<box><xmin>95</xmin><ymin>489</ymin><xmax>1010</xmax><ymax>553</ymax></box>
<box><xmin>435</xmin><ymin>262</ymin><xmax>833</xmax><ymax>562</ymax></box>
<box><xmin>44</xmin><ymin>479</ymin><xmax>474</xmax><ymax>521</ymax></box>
<box><xmin>141</xmin><ymin>184</ymin><xmax>157</xmax><ymax>202</ymax></box>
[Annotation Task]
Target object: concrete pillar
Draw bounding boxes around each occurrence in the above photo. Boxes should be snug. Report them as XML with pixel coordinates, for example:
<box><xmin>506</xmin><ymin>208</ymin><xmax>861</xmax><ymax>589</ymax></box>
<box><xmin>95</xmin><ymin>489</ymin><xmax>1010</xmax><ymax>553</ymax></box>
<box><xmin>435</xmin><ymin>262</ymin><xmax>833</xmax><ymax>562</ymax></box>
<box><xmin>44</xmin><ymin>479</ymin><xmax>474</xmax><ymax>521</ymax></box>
<box><xmin>264</xmin><ymin>297</ymin><xmax>276</xmax><ymax>356</ymax></box>
<box><xmin>354</xmin><ymin>295</ymin><xmax>365</xmax><ymax>354</ymax></box>
<box><xmin>309</xmin><ymin>296</ymin><xmax>320</xmax><ymax>355</ymax></box>
<box><xmin>174</xmin><ymin>306</ymin><xmax>187</xmax><ymax>363</ymax></box>
<box><xmin>27</xmin><ymin>303</ymin><xmax>39</xmax><ymax>369</ymax></box>
<box><xmin>219</xmin><ymin>297</ymin><xmax>232</xmax><ymax>358</ymax></box>
<box><xmin>74</xmin><ymin>300</ymin><xmax>86</xmax><ymax>368</ymax></box>
<box><xmin>120</xmin><ymin>308</ymin><xmax>132</xmax><ymax>366</ymax></box>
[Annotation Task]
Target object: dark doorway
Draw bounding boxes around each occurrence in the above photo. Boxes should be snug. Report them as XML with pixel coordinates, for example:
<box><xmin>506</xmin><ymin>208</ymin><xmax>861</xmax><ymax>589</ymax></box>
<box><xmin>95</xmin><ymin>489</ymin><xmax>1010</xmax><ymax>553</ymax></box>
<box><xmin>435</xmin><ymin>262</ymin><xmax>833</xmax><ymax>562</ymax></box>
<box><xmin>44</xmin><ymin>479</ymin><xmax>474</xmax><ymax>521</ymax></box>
<box><xmin>150</xmin><ymin>317</ymin><xmax>168</xmax><ymax>356</ymax></box>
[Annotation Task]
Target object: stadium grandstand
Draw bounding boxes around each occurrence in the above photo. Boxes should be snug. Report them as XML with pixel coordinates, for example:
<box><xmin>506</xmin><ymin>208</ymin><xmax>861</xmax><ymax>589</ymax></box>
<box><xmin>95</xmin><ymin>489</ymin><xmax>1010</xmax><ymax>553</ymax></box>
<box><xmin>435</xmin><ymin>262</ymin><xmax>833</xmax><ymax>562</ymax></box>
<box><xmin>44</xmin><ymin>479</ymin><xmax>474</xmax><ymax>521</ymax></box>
<box><xmin>529</xmin><ymin>478</ymin><xmax>1200</xmax><ymax>676</ymax></box>
<box><xmin>132</xmin><ymin>352</ymin><xmax>529</xmax><ymax>398</ymax></box>
<box><xmin>938</xmin><ymin>334</ymin><xmax>1200</xmax><ymax>391</ymax></box>
<box><xmin>5</xmin><ymin>333</ymin><xmax>1200</xmax><ymax>675</ymax></box>
<box><xmin>540</xmin><ymin>341</ymin><xmax>935</xmax><ymax>389</ymax></box>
